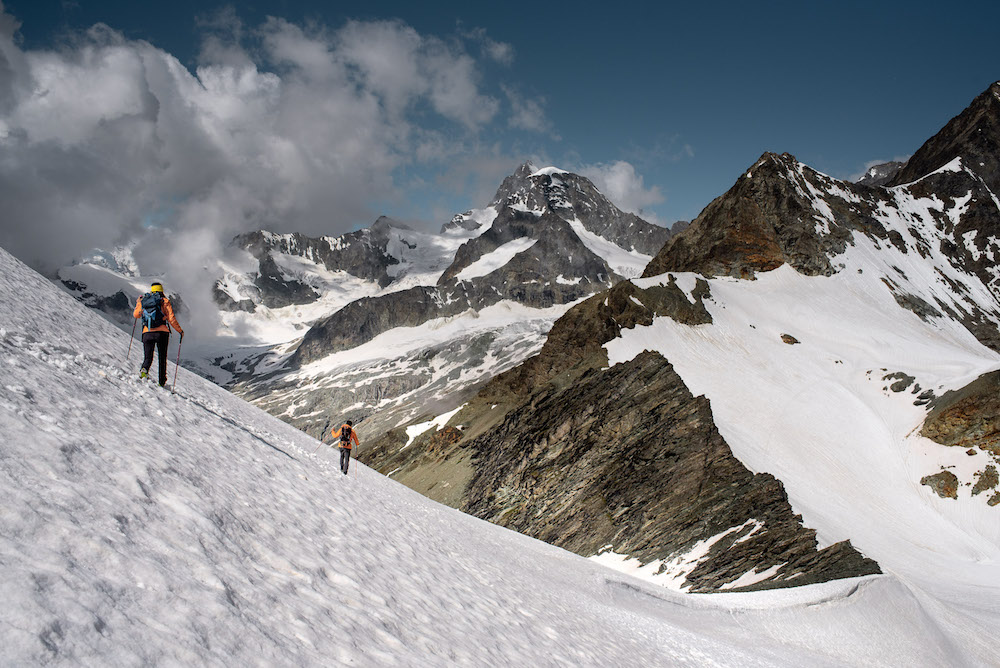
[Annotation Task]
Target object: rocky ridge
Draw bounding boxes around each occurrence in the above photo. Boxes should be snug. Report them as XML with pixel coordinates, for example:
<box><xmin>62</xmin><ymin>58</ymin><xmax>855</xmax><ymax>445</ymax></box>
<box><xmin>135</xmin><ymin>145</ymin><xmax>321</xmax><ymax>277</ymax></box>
<box><xmin>362</xmin><ymin>82</ymin><xmax>1000</xmax><ymax>591</ymax></box>
<box><xmin>292</xmin><ymin>163</ymin><xmax>671</xmax><ymax>368</ymax></box>
<box><xmin>363</xmin><ymin>276</ymin><xmax>880</xmax><ymax>591</ymax></box>
<box><xmin>215</xmin><ymin>217</ymin><xmax>412</xmax><ymax>312</ymax></box>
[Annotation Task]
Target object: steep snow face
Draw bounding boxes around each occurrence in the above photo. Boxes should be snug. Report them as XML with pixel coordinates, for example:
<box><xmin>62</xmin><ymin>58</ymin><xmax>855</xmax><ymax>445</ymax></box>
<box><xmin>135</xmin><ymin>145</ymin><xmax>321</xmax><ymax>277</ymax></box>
<box><xmin>605</xmin><ymin>257</ymin><xmax>1000</xmax><ymax>604</ymax></box>
<box><xmin>568</xmin><ymin>219</ymin><xmax>652</xmax><ymax>278</ymax></box>
<box><xmin>3</xmin><ymin>244</ymin><xmax>998</xmax><ymax>666</ymax></box>
<box><xmin>455</xmin><ymin>237</ymin><xmax>539</xmax><ymax>281</ymax></box>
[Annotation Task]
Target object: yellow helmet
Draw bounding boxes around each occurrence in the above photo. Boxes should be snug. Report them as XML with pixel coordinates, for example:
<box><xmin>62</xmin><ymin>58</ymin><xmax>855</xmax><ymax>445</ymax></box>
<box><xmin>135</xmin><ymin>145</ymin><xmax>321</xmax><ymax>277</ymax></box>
<box><xmin>150</xmin><ymin>282</ymin><xmax>164</xmax><ymax>293</ymax></box>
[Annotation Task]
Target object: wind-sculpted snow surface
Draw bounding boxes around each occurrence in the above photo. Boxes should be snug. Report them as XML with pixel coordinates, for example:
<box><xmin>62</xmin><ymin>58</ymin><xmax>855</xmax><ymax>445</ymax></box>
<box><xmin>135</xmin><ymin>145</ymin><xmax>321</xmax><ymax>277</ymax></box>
<box><xmin>2</xmin><ymin>248</ymin><xmax>996</xmax><ymax>665</ymax></box>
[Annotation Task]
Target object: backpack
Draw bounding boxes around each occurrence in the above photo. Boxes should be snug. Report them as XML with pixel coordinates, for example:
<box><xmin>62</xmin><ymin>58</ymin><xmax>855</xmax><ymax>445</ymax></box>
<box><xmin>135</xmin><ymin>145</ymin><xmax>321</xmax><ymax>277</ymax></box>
<box><xmin>340</xmin><ymin>425</ymin><xmax>353</xmax><ymax>443</ymax></box>
<box><xmin>140</xmin><ymin>292</ymin><xmax>166</xmax><ymax>330</ymax></box>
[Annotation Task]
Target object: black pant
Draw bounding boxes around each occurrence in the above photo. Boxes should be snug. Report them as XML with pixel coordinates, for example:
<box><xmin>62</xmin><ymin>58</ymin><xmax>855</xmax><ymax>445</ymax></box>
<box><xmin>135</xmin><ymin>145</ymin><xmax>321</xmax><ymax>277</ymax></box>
<box><xmin>339</xmin><ymin>447</ymin><xmax>351</xmax><ymax>474</ymax></box>
<box><xmin>141</xmin><ymin>331</ymin><xmax>170</xmax><ymax>385</ymax></box>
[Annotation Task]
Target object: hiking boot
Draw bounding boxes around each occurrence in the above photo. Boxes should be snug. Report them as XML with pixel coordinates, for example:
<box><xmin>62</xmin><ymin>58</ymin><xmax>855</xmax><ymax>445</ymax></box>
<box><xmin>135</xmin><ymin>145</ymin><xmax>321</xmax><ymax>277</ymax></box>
<box><xmin>139</xmin><ymin>369</ymin><xmax>148</xmax><ymax>379</ymax></box>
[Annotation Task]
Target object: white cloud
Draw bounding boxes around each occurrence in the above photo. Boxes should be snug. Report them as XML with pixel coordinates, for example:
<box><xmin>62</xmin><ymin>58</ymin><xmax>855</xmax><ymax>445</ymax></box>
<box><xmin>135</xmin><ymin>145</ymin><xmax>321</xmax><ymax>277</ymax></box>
<box><xmin>462</xmin><ymin>26</ymin><xmax>514</xmax><ymax>66</ymax></box>
<box><xmin>0</xmin><ymin>5</ymin><xmax>539</xmax><ymax>345</ymax></box>
<box><xmin>0</xmin><ymin>5</ymin><xmax>513</xmax><ymax>309</ymax></box>
<box><xmin>578</xmin><ymin>161</ymin><xmax>666</xmax><ymax>224</ymax></box>
<box><xmin>502</xmin><ymin>85</ymin><xmax>550</xmax><ymax>133</ymax></box>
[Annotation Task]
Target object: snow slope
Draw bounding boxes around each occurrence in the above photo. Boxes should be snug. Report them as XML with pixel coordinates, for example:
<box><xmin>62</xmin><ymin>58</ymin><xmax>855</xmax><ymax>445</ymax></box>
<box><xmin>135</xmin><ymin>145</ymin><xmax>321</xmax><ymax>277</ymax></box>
<box><xmin>4</xmin><ymin>246</ymin><xmax>997</xmax><ymax>665</ymax></box>
<box><xmin>604</xmin><ymin>257</ymin><xmax>1000</xmax><ymax>631</ymax></box>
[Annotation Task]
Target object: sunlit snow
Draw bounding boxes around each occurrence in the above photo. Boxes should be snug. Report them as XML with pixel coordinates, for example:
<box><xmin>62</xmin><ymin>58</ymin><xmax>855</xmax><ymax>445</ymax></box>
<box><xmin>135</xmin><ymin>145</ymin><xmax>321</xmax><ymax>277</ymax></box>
<box><xmin>2</xmin><ymin>247</ymin><xmax>997</xmax><ymax>664</ymax></box>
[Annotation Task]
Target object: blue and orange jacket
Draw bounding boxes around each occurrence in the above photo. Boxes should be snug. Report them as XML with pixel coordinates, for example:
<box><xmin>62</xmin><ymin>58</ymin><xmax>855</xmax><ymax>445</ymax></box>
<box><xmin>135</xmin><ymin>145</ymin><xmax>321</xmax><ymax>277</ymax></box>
<box><xmin>133</xmin><ymin>294</ymin><xmax>184</xmax><ymax>335</ymax></box>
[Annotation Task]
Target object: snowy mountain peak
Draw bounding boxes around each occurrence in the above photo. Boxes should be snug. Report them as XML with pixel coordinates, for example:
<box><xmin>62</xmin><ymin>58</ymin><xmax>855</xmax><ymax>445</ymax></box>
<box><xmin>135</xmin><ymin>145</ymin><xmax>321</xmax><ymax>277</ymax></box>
<box><xmin>856</xmin><ymin>161</ymin><xmax>907</xmax><ymax>187</ymax></box>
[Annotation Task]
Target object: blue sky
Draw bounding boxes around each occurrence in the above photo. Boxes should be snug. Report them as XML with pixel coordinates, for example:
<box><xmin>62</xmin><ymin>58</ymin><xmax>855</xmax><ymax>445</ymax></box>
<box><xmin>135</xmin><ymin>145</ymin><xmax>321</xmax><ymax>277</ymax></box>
<box><xmin>1</xmin><ymin>0</ymin><xmax>999</xmax><ymax>271</ymax></box>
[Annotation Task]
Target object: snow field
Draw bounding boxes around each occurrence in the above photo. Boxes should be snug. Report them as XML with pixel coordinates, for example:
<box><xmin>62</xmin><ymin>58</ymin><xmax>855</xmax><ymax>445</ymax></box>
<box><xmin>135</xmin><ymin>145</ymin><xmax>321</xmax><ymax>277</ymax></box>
<box><xmin>606</xmin><ymin>259</ymin><xmax>1000</xmax><ymax>622</ymax></box>
<box><xmin>5</xmin><ymin>243</ymin><xmax>997</xmax><ymax>664</ymax></box>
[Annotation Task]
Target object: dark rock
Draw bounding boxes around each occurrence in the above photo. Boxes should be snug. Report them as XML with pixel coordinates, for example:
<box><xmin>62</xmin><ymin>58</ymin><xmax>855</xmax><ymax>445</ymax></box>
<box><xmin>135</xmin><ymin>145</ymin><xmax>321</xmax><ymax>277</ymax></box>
<box><xmin>921</xmin><ymin>370</ymin><xmax>1000</xmax><ymax>452</ymax></box>
<box><xmin>882</xmin><ymin>372</ymin><xmax>915</xmax><ymax>393</ymax></box>
<box><xmin>461</xmin><ymin>350</ymin><xmax>878</xmax><ymax>592</ymax></box>
<box><xmin>291</xmin><ymin>286</ymin><xmax>467</xmax><ymax>367</ymax></box>
<box><xmin>642</xmin><ymin>153</ymin><xmax>856</xmax><ymax>280</ymax></box>
<box><xmin>921</xmin><ymin>471</ymin><xmax>959</xmax><ymax>499</ymax></box>
<box><xmin>253</xmin><ymin>254</ymin><xmax>319</xmax><ymax>309</ymax></box>
<box><xmin>972</xmin><ymin>465</ymin><xmax>998</xmax><ymax>496</ymax></box>
<box><xmin>781</xmin><ymin>334</ymin><xmax>800</xmax><ymax>345</ymax></box>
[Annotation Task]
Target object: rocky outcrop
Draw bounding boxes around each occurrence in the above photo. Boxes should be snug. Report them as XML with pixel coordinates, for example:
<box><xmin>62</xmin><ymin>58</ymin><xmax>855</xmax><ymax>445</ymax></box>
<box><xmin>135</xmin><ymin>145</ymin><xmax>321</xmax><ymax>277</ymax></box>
<box><xmin>58</xmin><ymin>281</ymin><xmax>134</xmax><ymax>325</ymax></box>
<box><xmin>922</xmin><ymin>370</ymin><xmax>1000</xmax><ymax>454</ymax></box>
<box><xmin>919</xmin><ymin>370</ymin><xmax>1000</xmax><ymax>503</ymax></box>
<box><xmin>643</xmin><ymin>153</ymin><xmax>857</xmax><ymax>279</ymax></box>
<box><xmin>921</xmin><ymin>471</ymin><xmax>960</xmax><ymax>499</ymax></box>
<box><xmin>462</xmin><ymin>349</ymin><xmax>879</xmax><ymax>592</ymax></box>
<box><xmin>362</xmin><ymin>275</ymin><xmax>879</xmax><ymax>591</ymax></box>
<box><xmin>291</xmin><ymin>286</ymin><xmax>466</xmax><ymax>366</ymax></box>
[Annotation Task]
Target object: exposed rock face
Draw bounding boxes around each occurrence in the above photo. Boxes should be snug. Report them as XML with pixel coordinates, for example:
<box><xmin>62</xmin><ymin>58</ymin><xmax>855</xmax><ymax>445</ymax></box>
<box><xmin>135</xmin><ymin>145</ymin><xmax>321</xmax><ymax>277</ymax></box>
<box><xmin>922</xmin><ymin>370</ymin><xmax>1000</xmax><ymax>452</ymax></box>
<box><xmin>643</xmin><ymin>145</ymin><xmax>1000</xmax><ymax>353</ymax></box>
<box><xmin>643</xmin><ymin>153</ymin><xmax>855</xmax><ymax>279</ymax></box>
<box><xmin>288</xmin><ymin>164</ymin><xmax>671</xmax><ymax>367</ymax></box>
<box><xmin>59</xmin><ymin>281</ymin><xmax>134</xmax><ymax>326</ymax></box>
<box><xmin>462</xmin><ymin>349</ymin><xmax>878</xmax><ymax>592</ymax></box>
<box><xmin>920</xmin><ymin>370</ymin><xmax>1000</xmax><ymax>502</ymax></box>
<box><xmin>364</xmin><ymin>276</ymin><xmax>879</xmax><ymax>591</ymax></box>
<box><xmin>225</xmin><ymin>224</ymin><xmax>405</xmax><ymax>310</ymax></box>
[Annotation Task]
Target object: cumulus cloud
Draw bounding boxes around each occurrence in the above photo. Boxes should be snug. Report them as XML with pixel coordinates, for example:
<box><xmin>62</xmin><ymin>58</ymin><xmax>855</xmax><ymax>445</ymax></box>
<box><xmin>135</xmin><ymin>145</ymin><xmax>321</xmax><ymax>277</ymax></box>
<box><xmin>502</xmin><ymin>85</ymin><xmax>550</xmax><ymax>133</ymax></box>
<box><xmin>0</xmin><ymin>6</ymin><xmax>524</xmax><ymax>332</ymax></box>
<box><xmin>577</xmin><ymin>161</ymin><xmax>666</xmax><ymax>224</ymax></box>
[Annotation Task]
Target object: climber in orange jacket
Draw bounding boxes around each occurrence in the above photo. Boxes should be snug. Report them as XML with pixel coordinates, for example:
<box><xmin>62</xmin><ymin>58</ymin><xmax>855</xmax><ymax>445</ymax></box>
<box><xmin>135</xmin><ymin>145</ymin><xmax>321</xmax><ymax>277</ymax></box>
<box><xmin>332</xmin><ymin>421</ymin><xmax>360</xmax><ymax>474</ymax></box>
<box><xmin>133</xmin><ymin>281</ymin><xmax>184</xmax><ymax>387</ymax></box>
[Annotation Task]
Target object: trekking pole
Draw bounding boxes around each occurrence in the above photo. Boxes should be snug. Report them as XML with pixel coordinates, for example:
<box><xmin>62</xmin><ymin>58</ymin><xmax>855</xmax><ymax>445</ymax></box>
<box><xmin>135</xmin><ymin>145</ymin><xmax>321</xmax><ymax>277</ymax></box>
<box><xmin>313</xmin><ymin>440</ymin><xmax>324</xmax><ymax>455</ymax></box>
<box><xmin>126</xmin><ymin>318</ymin><xmax>137</xmax><ymax>360</ymax></box>
<box><xmin>172</xmin><ymin>335</ymin><xmax>183</xmax><ymax>392</ymax></box>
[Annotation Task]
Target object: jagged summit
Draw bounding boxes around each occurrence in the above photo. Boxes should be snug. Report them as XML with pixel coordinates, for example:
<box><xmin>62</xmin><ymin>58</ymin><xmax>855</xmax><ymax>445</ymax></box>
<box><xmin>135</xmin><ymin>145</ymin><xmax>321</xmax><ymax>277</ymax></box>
<box><xmin>856</xmin><ymin>161</ymin><xmax>906</xmax><ymax>187</ymax></box>
<box><xmin>889</xmin><ymin>81</ymin><xmax>1000</xmax><ymax>193</ymax></box>
<box><xmin>643</xmin><ymin>152</ymin><xmax>851</xmax><ymax>279</ymax></box>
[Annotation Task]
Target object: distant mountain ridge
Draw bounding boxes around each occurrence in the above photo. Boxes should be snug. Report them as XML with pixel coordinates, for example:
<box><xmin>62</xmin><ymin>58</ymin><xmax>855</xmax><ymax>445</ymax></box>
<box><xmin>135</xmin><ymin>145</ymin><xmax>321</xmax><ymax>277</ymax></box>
<box><xmin>224</xmin><ymin>161</ymin><xmax>673</xmax><ymax>445</ymax></box>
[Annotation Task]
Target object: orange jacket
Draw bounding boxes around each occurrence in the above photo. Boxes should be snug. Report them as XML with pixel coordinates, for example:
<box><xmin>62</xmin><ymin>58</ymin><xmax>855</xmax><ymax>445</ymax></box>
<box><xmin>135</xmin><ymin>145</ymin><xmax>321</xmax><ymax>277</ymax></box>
<box><xmin>332</xmin><ymin>424</ymin><xmax>359</xmax><ymax>449</ymax></box>
<box><xmin>133</xmin><ymin>294</ymin><xmax>184</xmax><ymax>335</ymax></box>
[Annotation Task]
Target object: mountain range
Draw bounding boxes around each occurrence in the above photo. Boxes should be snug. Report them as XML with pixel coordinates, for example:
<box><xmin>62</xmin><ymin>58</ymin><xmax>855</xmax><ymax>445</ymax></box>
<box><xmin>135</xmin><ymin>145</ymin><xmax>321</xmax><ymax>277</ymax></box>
<box><xmin>53</xmin><ymin>82</ymin><xmax>1000</xmax><ymax>597</ymax></box>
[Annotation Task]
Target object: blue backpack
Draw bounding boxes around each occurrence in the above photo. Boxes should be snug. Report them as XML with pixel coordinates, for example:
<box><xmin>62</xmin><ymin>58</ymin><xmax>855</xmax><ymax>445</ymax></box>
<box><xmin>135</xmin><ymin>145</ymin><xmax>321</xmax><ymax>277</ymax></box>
<box><xmin>140</xmin><ymin>292</ymin><xmax>166</xmax><ymax>329</ymax></box>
